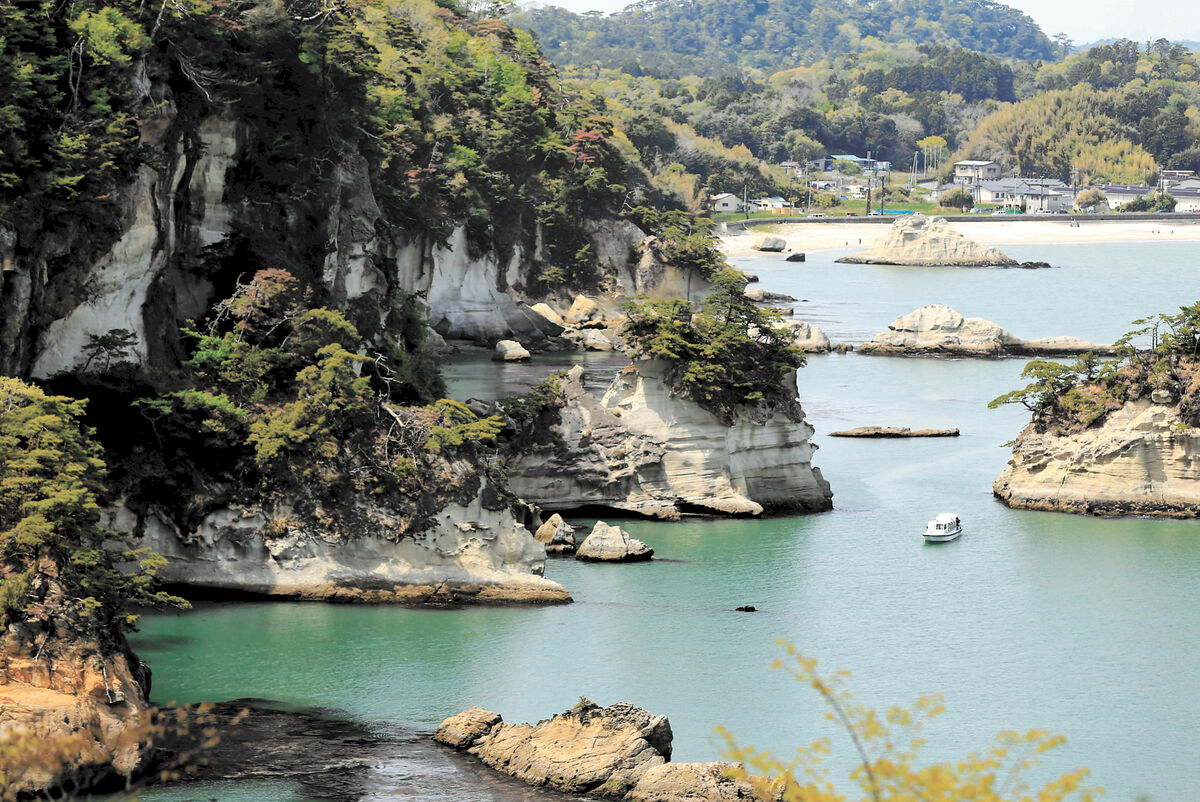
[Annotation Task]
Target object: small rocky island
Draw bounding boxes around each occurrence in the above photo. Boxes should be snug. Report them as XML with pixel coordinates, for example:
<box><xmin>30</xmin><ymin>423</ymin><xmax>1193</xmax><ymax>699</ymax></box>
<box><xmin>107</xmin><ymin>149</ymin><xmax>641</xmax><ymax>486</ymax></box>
<box><xmin>434</xmin><ymin>701</ymin><xmax>755</xmax><ymax>800</ymax></box>
<box><xmin>837</xmin><ymin>215</ymin><xmax>1017</xmax><ymax>266</ymax></box>
<box><xmin>858</xmin><ymin>304</ymin><xmax>1112</xmax><ymax>357</ymax></box>
<box><xmin>993</xmin><ymin>304</ymin><xmax>1200</xmax><ymax>517</ymax></box>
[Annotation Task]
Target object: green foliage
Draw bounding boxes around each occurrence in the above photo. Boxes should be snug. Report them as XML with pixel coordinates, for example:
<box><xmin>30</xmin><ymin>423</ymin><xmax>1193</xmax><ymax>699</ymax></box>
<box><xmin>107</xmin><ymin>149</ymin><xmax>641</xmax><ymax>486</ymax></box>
<box><xmin>0</xmin><ymin>376</ymin><xmax>183</xmax><ymax>635</ymax></box>
<box><xmin>1120</xmin><ymin>192</ymin><xmax>1177</xmax><ymax>212</ymax></box>
<box><xmin>515</xmin><ymin>0</ymin><xmax>1055</xmax><ymax>74</ymax></box>
<box><xmin>80</xmin><ymin>328</ymin><xmax>138</xmax><ymax>373</ymax></box>
<box><xmin>629</xmin><ymin>206</ymin><xmax>727</xmax><ymax>278</ymax></box>
<box><xmin>938</xmin><ymin>188</ymin><xmax>973</xmax><ymax>209</ymax></box>
<box><xmin>421</xmin><ymin>399</ymin><xmax>503</xmax><ymax>453</ymax></box>
<box><xmin>622</xmin><ymin>269</ymin><xmax>805</xmax><ymax>421</ymax></box>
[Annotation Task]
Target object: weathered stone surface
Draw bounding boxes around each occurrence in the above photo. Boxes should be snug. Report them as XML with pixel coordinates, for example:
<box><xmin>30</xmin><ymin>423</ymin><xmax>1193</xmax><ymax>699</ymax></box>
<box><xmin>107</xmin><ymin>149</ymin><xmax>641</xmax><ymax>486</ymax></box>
<box><xmin>755</xmin><ymin>236</ymin><xmax>786</xmax><ymax>252</ymax></box>
<box><xmin>994</xmin><ymin>400</ymin><xmax>1200</xmax><ymax>517</ymax></box>
<box><xmin>109</xmin><ymin>483</ymin><xmax>570</xmax><ymax>604</ymax></box>
<box><xmin>781</xmin><ymin>320</ymin><xmax>830</xmax><ymax>353</ymax></box>
<box><xmin>858</xmin><ymin>304</ymin><xmax>1112</xmax><ymax>357</ymax></box>
<box><xmin>581</xmin><ymin>329</ymin><xmax>616</xmax><ymax>352</ymax></box>
<box><xmin>565</xmin><ymin>295</ymin><xmax>603</xmax><ymax>325</ymax></box>
<box><xmin>837</xmin><ymin>215</ymin><xmax>1018</xmax><ymax>266</ymax></box>
<box><xmin>830</xmin><ymin>426</ymin><xmax>959</xmax><ymax>437</ymax></box>
<box><xmin>504</xmin><ymin>363</ymin><xmax>833</xmax><ymax>519</ymax></box>
<box><xmin>493</xmin><ymin>340</ymin><xmax>532</xmax><ymax>362</ymax></box>
<box><xmin>576</xmin><ymin>521</ymin><xmax>654</xmax><ymax>562</ymax></box>
<box><xmin>533</xmin><ymin>513</ymin><xmax>577</xmax><ymax>555</ymax></box>
<box><xmin>628</xmin><ymin>762</ymin><xmax>760</xmax><ymax>801</ymax></box>
<box><xmin>744</xmin><ymin>287</ymin><xmax>797</xmax><ymax>303</ymax></box>
<box><xmin>0</xmin><ymin>577</ymin><xmax>153</xmax><ymax>796</ymax></box>
<box><xmin>435</xmin><ymin>701</ymin><xmax>673</xmax><ymax>798</ymax></box>
<box><xmin>530</xmin><ymin>303</ymin><xmax>565</xmax><ymax>326</ymax></box>
<box><xmin>740</xmin><ymin>271</ymin><xmax>760</xmax><ymax>283</ymax></box>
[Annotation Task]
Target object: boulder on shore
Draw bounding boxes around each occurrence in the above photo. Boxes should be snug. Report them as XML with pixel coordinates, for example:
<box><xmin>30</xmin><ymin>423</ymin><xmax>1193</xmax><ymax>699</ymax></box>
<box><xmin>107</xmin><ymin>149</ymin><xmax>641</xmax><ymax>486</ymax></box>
<box><xmin>576</xmin><ymin>521</ymin><xmax>654</xmax><ymax>562</ymax></box>
<box><xmin>533</xmin><ymin>513</ymin><xmax>577</xmax><ymax>555</ymax></box>
<box><xmin>755</xmin><ymin>236</ymin><xmax>786</xmax><ymax>252</ymax></box>
<box><xmin>858</xmin><ymin>304</ymin><xmax>1112</xmax><ymax>357</ymax></box>
<box><xmin>836</xmin><ymin>215</ymin><xmax>1017</xmax><ymax>266</ymax></box>
<box><xmin>434</xmin><ymin>702</ymin><xmax>758</xmax><ymax>800</ymax></box>
<box><xmin>830</xmin><ymin>426</ymin><xmax>959</xmax><ymax>438</ymax></box>
<box><xmin>493</xmin><ymin>340</ymin><xmax>531</xmax><ymax>361</ymax></box>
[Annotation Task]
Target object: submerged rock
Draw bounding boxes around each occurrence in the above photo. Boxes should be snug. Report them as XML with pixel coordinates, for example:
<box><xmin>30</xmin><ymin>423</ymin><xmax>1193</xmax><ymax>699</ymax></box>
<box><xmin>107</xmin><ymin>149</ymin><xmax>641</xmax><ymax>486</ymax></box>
<box><xmin>504</xmin><ymin>363</ymin><xmax>833</xmax><ymax>519</ymax></box>
<box><xmin>533</xmin><ymin>513</ymin><xmax>577</xmax><ymax>555</ymax></box>
<box><xmin>785</xmin><ymin>252</ymin><xmax>805</xmax><ymax>262</ymax></box>
<box><xmin>830</xmin><ymin>426</ymin><xmax>959</xmax><ymax>437</ymax></box>
<box><xmin>836</xmin><ymin>215</ymin><xmax>1017</xmax><ymax>266</ymax></box>
<box><xmin>858</xmin><ymin>304</ymin><xmax>1112</xmax><ymax>357</ymax></box>
<box><xmin>576</xmin><ymin>521</ymin><xmax>654</xmax><ymax>562</ymax></box>
<box><xmin>994</xmin><ymin>400</ymin><xmax>1200</xmax><ymax>517</ymax></box>
<box><xmin>494</xmin><ymin>340</ymin><xmax>532</xmax><ymax>361</ymax></box>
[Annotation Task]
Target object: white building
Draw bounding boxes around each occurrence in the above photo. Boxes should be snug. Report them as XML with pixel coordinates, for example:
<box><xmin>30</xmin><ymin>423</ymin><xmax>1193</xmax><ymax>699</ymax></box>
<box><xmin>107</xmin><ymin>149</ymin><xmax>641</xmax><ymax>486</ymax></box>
<box><xmin>709</xmin><ymin>193</ymin><xmax>746</xmax><ymax>213</ymax></box>
<box><xmin>954</xmin><ymin>160</ymin><xmax>1002</xmax><ymax>183</ymax></box>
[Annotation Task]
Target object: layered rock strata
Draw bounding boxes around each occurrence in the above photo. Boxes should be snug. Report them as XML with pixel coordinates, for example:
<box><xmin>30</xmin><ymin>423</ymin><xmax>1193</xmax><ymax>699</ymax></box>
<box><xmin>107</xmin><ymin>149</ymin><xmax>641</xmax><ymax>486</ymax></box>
<box><xmin>858</xmin><ymin>305</ymin><xmax>1112</xmax><ymax>357</ymax></box>
<box><xmin>993</xmin><ymin>399</ymin><xmax>1200</xmax><ymax>517</ymax></box>
<box><xmin>836</xmin><ymin>215</ymin><xmax>1017</xmax><ymax>266</ymax></box>
<box><xmin>434</xmin><ymin>702</ymin><xmax>757</xmax><ymax>800</ymax></box>
<box><xmin>505</xmin><ymin>363</ymin><xmax>833</xmax><ymax>518</ymax></box>
<box><xmin>0</xmin><ymin>578</ymin><xmax>152</xmax><ymax>795</ymax></box>
<box><xmin>108</xmin><ymin>483</ymin><xmax>570</xmax><ymax>604</ymax></box>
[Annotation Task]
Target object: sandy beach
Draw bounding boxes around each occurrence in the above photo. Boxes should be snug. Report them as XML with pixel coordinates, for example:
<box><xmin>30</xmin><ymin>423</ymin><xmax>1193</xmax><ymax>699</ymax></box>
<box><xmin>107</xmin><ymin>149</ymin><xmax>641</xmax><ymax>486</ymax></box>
<box><xmin>719</xmin><ymin>218</ymin><xmax>1200</xmax><ymax>259</ymax></box>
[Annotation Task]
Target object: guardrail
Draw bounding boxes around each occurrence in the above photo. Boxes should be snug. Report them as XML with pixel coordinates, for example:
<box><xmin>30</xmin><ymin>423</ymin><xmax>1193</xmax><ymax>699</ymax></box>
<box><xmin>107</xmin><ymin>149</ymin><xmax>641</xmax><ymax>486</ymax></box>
<box><xmin>720</xmin><ymin>212</ymin><xmax>1200</xmax><ymax>232</ymax></box>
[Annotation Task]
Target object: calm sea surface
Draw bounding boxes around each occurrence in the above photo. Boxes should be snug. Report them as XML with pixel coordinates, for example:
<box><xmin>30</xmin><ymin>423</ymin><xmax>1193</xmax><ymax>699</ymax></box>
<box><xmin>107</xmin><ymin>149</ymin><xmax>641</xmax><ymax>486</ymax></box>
<box><xmin>132</xmin><ymin>239</ymin><xmax>1200</xmax><ymax>801</ymax></box>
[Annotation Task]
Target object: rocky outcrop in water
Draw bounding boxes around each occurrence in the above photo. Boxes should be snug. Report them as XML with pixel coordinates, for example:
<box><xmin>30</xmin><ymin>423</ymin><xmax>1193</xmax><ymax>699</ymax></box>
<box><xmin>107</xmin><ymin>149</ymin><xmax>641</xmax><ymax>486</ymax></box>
<box><xmin>108</xmin><ymin>482</ymin><xmax>570</xmax><ymax>604</ymax></box>
<box><xmin>858</xmin><ymin>305</ymin><xmax>1112</xmax><ymax>357</ymax></box>
<box><xmin>534</xmin><ymin>514</ymin><xmax>578</xmax><ymax>555</ymax></box>
<box><xmin>994</xmin><ymin>399</ymin><xmax>1200</xmax><ymax>517</ymax></box>
<box><xmin>781</xmin><ymin>321</ymin><xmax>830</xmax><ymax>353</ymax></box>
<box><xmin>576</xmin><ymin>522</ymin><xmax>654</xmax><ymax>562</ymax></box>
<box><xmin>837</xmin><ymin>215</ymin><xmax>1017</xmax><ymax>266</ymax></box>
<box><xmin>830</xmin><ymin>426</ymin><xmax>959</xmax><ymax>437</ymax></box>
<box><xmin>434</xmin><ymin>702</ymin><xmax>758</xmax><ymax>800</ymax></box>
<box><xmin>505</xmin><ymin>363</ymin><xmax>832</xmax><ymax>519</ymax></box>
<box><xmin>0</xmin><ymin>577</ymin><xmax>153</xmax><ymax>795</ymax></box>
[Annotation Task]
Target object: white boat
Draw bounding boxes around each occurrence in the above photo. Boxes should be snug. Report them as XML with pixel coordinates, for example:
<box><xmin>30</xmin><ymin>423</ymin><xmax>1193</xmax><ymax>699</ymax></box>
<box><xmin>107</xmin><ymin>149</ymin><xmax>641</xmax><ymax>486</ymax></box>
<box><xmin>923</xmin><ymin>513</ymin><xmax>962</xmax><ymax>542</ymax></box>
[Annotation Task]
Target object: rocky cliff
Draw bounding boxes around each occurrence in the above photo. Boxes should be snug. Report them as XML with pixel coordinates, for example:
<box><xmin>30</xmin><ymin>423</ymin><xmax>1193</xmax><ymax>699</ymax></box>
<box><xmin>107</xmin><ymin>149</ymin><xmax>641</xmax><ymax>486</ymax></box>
<box><xmin>0</xmin><ymin>577</ymin><xmax>153</xmax><ymax>794</ymax></box>
<box><xmin>859</xmin><ymin>304</ymin><xmax>1112</xmax><ymax>357</ymax></box>
<box><xmin>993</xmin><ymin>399</ymin><xmax>1200</xmax><ymax>517</ymax></box>
<box><xmin>837</xmin><ymin>215</ymin><xmax>1017</xmax><ymax>266</ymax></box>
<box><xmin>0</xmin><ymin>103</ymin><xmax>670</xmax><ymax>379</ymax></box>
<box><xmin>107</xmin><ymin>481</ymin><xmax>570</xmax><ymax>604</ymax></box>
<box><xmin>505</xmin><ymin>362</ymin><xmax>832</xmax><ymax>518</ymax></box>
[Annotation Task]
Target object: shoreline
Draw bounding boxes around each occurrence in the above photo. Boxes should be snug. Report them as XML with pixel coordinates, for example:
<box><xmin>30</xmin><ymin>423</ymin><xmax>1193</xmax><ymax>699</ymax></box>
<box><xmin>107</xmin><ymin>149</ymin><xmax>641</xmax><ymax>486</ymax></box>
<box><xmin>719</xmin><ymin>218</ymin><xmax>1200</xmax><ymax>259</ymax></box>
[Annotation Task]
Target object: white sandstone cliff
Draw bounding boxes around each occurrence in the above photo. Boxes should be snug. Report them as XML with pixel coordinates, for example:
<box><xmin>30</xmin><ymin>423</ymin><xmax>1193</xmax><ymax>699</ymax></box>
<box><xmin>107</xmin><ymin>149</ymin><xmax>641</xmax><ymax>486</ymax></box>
<box><xmin>505</xmin><ymin>362</ymin><xmax>832</xmax><ymax>518</ymax></box>
<box><xmin>837</xmin><ymin>215</ymin><xmax>1017</xmax><ymax>266</ymax></box>
<box><xmin>108</xmin><ymin>483</ymin><xmax>569</xmax><ymax>604</ymax></box>
<box><xmin>994</xmin><ymin>399</ymin><xmax>1200</xmax><ymax>517</ymax></box>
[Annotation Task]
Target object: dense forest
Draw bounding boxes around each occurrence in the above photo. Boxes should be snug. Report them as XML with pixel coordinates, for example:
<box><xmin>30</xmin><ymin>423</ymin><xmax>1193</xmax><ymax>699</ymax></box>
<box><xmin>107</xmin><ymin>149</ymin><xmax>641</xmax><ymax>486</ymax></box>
<box><xmin>515</xmin><ymin>0</ymin><xmax>1056</xmax><ymax>73</ymax></box>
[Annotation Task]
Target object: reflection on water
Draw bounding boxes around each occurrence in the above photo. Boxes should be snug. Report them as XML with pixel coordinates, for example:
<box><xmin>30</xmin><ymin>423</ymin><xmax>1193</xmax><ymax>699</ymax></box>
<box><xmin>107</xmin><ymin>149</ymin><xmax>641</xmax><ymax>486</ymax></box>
<box><xmin>135</xmin><ymin>241</ymin><xmax>1200</xmax><ymax>801</ymax></box>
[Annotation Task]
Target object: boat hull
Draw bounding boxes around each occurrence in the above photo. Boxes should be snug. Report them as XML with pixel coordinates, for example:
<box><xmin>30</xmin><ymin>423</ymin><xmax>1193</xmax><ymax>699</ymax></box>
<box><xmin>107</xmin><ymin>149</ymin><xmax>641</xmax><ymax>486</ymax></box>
<box><xmin>923</xmin><ymin>527</ymin><xmax>962</xmax><ymax>543</ymax></box>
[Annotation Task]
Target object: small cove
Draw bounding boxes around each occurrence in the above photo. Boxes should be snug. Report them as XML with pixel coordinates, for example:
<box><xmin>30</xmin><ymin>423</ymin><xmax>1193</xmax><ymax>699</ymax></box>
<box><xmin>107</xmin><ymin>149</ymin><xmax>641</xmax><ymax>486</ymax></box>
<box><xmin>131</xmin><ymin>241</ymin><xmax>1200</xmax><ymax>801</ymax></box>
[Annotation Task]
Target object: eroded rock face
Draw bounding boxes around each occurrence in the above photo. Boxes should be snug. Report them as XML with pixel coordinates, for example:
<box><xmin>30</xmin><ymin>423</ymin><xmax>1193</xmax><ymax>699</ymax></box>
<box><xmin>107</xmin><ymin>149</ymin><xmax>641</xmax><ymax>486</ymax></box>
<box><xmin>782</xmin><ymin>320</ymin><xmax>830</xmax><ymax>353</ymax></box>
<box><xmin>0</xmin><ymin>577</ymin><xmax>153</xmax><ymax>795</ymax></box>
<box><xmin>505</xmin><ymin>362</ymin><xmax>832</xmax><ymax>518</ymax></box>
<box><xmin>434</xmin><ymin>702</ymin><xmax>763</xmax><ymax>800</ymax></box>
<box><xmin>858</xmin><ymin>304</ymin><xmax>1111</xmax><ymax>357</ymax></box>
<box><xmin>576</xmin><ymin>521</ymin><xmax>653</xmax><ymax>562</ymax></box>
<box><xmin>108</xmin><ymin>483</ymin><xmax>570</xmax><ymax>604</ymax></box>
<box><xmin>837</xmin><ymin>215</ymin><xmax>1017</xmax><ymax>266</ymax></box>
<box><xmin>434</xmin><ymin>701</ymin><xmax>672</xmax><ymax>798</ymax></box>
<box><xmin>994</xmin><ymin>400</ymin><xmax>1200</xmax><ymax>517</ymax></box>
<box><xmin>533</xmin><ymin>514</ymin><xmax>577</xmax><ymax>555</ymax></box>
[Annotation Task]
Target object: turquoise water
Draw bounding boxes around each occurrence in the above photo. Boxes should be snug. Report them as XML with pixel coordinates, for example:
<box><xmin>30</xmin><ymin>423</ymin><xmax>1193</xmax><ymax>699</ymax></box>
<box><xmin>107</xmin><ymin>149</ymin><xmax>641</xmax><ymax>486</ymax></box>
<box><xmin>132</xmin><ymin>240</ymin><xmax>1200</xmax><ymax>800</ymax></box>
